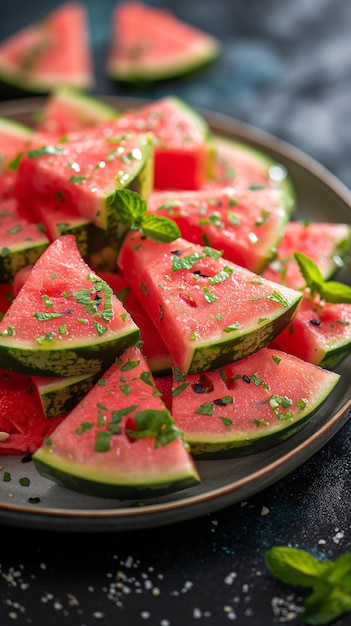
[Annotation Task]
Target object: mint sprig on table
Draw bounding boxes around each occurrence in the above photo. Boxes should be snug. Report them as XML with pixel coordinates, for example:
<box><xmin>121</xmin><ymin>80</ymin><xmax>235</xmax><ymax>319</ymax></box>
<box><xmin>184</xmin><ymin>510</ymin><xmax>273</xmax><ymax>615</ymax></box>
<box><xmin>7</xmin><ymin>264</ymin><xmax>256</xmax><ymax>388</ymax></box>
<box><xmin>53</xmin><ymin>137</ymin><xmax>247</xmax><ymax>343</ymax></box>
<box><xmin>113</xmin><ymin>188</ymin><xmax>180</xmax><ymax>242</ymax></box>
<box><xmin>294</xmin><ymin>251</ymin><xmax>351</xmax><ymax>303</ymax></box>
<box><xmin>265</xmin><ymin>546</ymin><xmax>351</xmax><ymax>625</ymax></box>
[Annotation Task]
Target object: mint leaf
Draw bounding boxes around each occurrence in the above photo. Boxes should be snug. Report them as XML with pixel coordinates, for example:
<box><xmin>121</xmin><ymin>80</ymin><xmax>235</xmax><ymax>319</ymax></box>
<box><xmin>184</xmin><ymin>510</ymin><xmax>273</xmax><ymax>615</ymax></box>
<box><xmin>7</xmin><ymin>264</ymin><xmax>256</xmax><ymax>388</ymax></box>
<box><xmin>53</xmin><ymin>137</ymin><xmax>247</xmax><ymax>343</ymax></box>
<box><xmin>294</xmin><ymin>252</ymin><xmax>325</xmax><ymax>294</ymax></box>
<box><xmin>126</xmin><ymin>409</ymin><xmax>183</xmax><ymax>448</ymax></box>
<box><xmin>265</xmin><ymin>546</ymin><xmax>332</xmax><ymax>588</ymax></box>
<box><xmin>140</xmin><ymin>213</ymin><xmax>180</xmax><ymax>243</ymax></box>
<box><xmin>294</xmin><ymin>251</ymin><xmax>351</xmax><ymax>303</ymax></box>
<box><xmin>265</xmin><ymin>546</ymin><xmax>351</xmax><ymax>625</ymax></box>
<box><xmin>112</xmin><ymin>188</ymin><xmax>147</xmax><ymax>229</ymax></box>
<box><xmin>112</xmin><ymin>189</ymin><xmax>179</xmax><ymax>242</ymax></box>
<box><xmin>319</xmin><ymin>281</ymin><xmax>351</xmax><ymax>304</ymax></box>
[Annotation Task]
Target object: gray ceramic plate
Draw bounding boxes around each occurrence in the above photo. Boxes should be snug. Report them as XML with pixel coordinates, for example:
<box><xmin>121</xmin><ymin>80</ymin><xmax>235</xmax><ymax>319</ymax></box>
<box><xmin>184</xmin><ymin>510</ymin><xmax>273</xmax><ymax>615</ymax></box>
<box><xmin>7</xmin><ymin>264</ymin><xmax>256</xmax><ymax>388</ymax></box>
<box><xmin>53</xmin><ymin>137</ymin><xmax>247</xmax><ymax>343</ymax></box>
<box><xmin>0</xmin><ymin>96</ymin><xmax>350</xmax><ymax>533</ymax></box>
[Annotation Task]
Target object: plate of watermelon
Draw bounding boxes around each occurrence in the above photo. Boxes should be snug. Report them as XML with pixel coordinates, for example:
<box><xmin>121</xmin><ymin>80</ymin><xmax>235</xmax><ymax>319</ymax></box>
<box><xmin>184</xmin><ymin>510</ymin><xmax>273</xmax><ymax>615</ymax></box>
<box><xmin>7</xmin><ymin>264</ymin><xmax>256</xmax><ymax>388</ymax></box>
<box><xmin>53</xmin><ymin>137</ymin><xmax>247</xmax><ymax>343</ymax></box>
<box><xmin>0</xmin><ymin>92</ymin><xmax>350</xmax><ymax>532</ymax></box>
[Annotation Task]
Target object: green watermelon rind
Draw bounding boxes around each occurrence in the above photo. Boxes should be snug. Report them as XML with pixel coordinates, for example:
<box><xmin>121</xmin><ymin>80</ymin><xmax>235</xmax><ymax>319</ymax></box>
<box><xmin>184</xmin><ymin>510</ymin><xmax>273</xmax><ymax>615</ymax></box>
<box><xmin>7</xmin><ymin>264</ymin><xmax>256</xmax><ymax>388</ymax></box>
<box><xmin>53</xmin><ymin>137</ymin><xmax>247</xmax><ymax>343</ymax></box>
<box><xmin>0</xmin><ymin>116</ymin><xmax>33</xmax><ymax>140</ymax></box>
<box><xmin>107</xmin><ymin>41</ymin><xmax>221</xmax><ymax>84</ymax></box>
<box><xmin>32</xmin><ymin>450</ymin><xmax>200</xmax><ymax>499</ymax></box>
<box><xmin>40</xmin><ymin>210</ymin><xmax>124</xmax><ymax>273</ymax></box>
<box><xmin>0</xmin><ymin>66</ymin><xmax>94</xmax><ymax>96</ymax></box>
<box><xmin>33</xmin><ymin>372</ymin><xmax>99</xmax><ymax>419</ymax></box>
<box><xmin>182</xmin><ymin>296</ymin><xmax>302</xmax><ymax>374</ymax></box>
<box><xmin>0</xmin><ymin>237</ymin><xmax>50</xmax><ymax>282</ymax></box>
<box><xmin>0</xmin><ymin>326</ymin><xmax>141</xmax><ymax>377</ymax></box>
<box><xmin>182</xmin><ymin>372</ymin><xmax>340</xmax><ymax>458</ymax></box>
<box><xmin>318</xmin><ymin>341</ymin><xmax>351</xmax><ymax>370</ymax></box>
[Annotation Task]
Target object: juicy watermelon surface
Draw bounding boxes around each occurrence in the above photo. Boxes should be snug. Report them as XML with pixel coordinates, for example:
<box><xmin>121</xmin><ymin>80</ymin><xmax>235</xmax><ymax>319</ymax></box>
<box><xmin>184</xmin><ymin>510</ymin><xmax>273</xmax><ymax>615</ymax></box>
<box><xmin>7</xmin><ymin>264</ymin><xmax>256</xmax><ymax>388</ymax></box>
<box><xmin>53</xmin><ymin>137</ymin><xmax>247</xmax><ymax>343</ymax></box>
<box><xmin>0</xmin><ymin>367</ymin><xmax>65</xmax><ymax>454</ymax></box>
<box><xmin>0</xmin><ymin>117</ymin><xmax>32</xmax><ymax>198</ymax></box>
<box><xmin>36</xmin><ymin>87</ymin><xmax>118</xmax><ymax>135</ymax></box>
<box><xmin>0</xmin><ymin>197</ymin><xmax>50</xmax><ymax>281</ymax></box>
<box><xmin>148</xmin><ymin>186</ymin><xmax>289</xmax><ymax>273</ymax></box>
<box><xmin>171</xmin><ymin>347</ymin><xmax>340</xmax><ymax>457</ymax></box>
<box><xmin>15</xmin><ymin>130</ymin><xmax>153</xmax><ymax>229</ymax></box>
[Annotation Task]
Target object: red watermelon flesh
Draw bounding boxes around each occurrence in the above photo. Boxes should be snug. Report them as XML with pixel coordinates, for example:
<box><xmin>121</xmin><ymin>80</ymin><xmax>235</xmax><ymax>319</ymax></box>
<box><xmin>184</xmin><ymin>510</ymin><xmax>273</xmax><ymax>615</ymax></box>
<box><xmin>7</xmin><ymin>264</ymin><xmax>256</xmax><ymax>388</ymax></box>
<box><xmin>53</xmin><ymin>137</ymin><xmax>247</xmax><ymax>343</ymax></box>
<box><xmin>0</xmin><ymin>2</ymin><xmax>94</xmax><ymax>93</ymax></box>
<box><xmin>271</xmin><ymin>292</ymin><xmax>351</xmax><ymax>369</ymax></box>
<box><xmin>0</xmin><ymin>367</ymin><xmax>65</xmax><ymax>454</ymax></box>
<box><xmin>262</xmin><ymin>220</ymin><xmax>351</xmax><ymax>290</ymax></box>
<box><xmin>14</xmin><ymin>130</ymin><xmax>153</xmax><ymax>230</ymax></box>
<box><xmin>171</xmin><ymin>346</ymin><xmax>340</xmax><ymax>457</ymax></box>
<box><xmin>0</xmin><ymin>282</ymin><xmax>14</xmax><ymax>315</ymax></box>
<box><xmin>148</xmin><ymin>186</ymin><xmax>289</xmax><ymax>273</ymax></box>
<box><xmin>98</xmin><ymin>270</ymin><xmax>172</xmax><ymax>374</ymax></box>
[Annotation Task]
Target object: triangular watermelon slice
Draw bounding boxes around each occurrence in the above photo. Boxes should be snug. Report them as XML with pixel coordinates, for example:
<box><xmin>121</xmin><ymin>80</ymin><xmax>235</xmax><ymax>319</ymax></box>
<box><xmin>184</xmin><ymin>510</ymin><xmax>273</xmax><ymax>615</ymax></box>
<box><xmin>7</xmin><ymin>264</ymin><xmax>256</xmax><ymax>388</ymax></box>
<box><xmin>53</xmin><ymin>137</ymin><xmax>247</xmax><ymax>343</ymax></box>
<box><xmin>171</xmin><ymin>347</ymin><xmax>340</xmax><ymax>457</ymax></box>
<box><xmin>118</xmin><ymin>232</ymin><xmax>302</xmax><ymax>374</ymax></box>
<box><xmin>0</xmin><ymin>235</ymin><xmax>140</xmax><ymax>377</ymax></box>
<box><xmin>147</xmin><ymin>186</ymin><xmax>290</xmax><ymax>273</ymax></box>
<box><xmin>0</xmin><ymin>2</ymin><xmax>94</xmax><ymax>94</ymax></box>
<box><xmin>106</xmin><ymin>1</ymin><xmax>221</xmax><ymax>83</ymax></box>
<box><xmin>33</xmin><ymin>344</ymin><xmax>200</xmax><ymax>499</ymax></box>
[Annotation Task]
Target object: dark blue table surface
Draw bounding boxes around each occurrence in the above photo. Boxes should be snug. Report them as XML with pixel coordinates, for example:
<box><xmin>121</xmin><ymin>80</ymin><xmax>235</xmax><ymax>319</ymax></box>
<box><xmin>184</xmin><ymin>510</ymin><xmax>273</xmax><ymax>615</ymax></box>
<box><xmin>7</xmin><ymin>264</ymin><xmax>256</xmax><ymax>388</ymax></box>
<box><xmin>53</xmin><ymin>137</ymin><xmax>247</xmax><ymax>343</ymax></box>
<box><xmin>0</xmin><ymin>1</ymin><xmax>351</xmax><ymax>625</ymax></box>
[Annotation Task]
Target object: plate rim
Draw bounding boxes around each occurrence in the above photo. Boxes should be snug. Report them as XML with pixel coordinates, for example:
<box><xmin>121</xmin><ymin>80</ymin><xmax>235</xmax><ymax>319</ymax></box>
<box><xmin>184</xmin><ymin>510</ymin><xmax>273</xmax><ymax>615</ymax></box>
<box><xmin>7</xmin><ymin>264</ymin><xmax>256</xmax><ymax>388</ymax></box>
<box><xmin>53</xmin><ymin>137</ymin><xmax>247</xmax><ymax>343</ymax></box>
<box><xmin>0</xmin><ymin>95</ymin><xmax>350</xmax><ymax>532</ymax></box>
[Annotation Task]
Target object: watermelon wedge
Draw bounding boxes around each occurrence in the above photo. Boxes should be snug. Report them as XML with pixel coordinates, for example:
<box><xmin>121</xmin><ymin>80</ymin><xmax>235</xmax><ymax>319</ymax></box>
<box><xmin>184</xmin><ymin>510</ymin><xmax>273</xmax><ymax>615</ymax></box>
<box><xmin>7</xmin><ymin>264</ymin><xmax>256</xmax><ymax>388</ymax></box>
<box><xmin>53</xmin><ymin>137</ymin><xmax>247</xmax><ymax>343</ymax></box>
<box><xmin>36</xmin><ymin>87</ymin><xmax>118</xmax><ymax>135</ymax></box>
<box><xmin>0</xmin><ymin>235</ymin><xmax>140</xmax><ymax>377</ymax></box>
<box><xmin>171</xmin><ymin>347</ymin><xmax>340</xmax><ymax>457</ymax></box>
<box><xmin>0</xmin><ymin>2</ymin><xmax>94</xmax><ymax>94</ymax></box>
<box><xmin>106</xmin><ymin>1</ymin><xmax>221</xmax><ymax>83</ymax></box>
<box><xmin>117</xmin><ymin>232</ymin><xmax>302</xmax><ymax>374</ymax></box>
<box><xmin>33</xmin><ymin>345</ymin><xmax>200</xmax><ymax>499</ymax></box>
<box><xmin>148</xmin><ymin>186</ymin><xmax>290</xmax><ymax>273</ymax></box>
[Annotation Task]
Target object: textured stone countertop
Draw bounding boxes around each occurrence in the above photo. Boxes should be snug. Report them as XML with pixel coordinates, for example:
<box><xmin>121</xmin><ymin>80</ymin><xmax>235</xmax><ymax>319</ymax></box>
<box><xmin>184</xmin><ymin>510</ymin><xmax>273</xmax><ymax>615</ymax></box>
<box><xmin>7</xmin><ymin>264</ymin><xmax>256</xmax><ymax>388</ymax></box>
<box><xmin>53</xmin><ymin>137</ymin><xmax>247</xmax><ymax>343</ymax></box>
<box><xmin>0</xmin><ymin>1</ymin><xmax>351</xmax><ymax>625</ymax></box>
